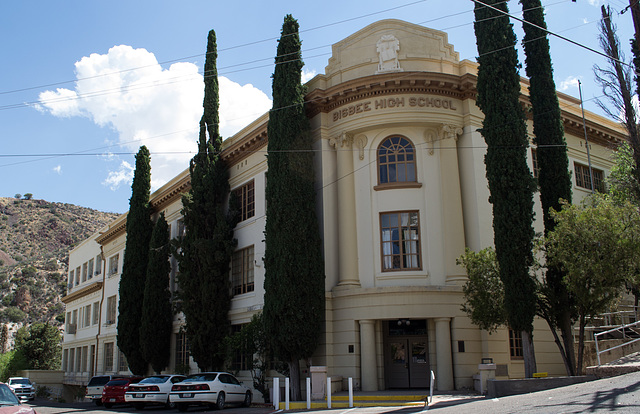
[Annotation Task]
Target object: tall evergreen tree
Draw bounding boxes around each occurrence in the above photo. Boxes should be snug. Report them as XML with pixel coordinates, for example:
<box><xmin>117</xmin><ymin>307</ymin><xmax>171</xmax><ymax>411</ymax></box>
<box><xmin>173</xmin><ymin>29</ymin><xmax>238</xmax><ymax>371</ymax></box>
<box><xmin>140</xmin><ymin>212</ymin><xmax>172</xmax><ymax>373</ymax></box>
<box><xmin>520</xmin><ymin>0</ymin><xmax>575</xmax><ymax>376</ymax></box>
<box><xmin>117</xmin><ymin>145</ymin><xmax>152</xmax><ymax>375</ymax></box>
<box><xmin>263</xmin><ymin>14</ymin><xmax>325</xmax><ymax>401</ymax></box>
<box><xmin>474</xmin><ymin>0</ymin><xmax>537</xmax><ymax>377</ymax></box>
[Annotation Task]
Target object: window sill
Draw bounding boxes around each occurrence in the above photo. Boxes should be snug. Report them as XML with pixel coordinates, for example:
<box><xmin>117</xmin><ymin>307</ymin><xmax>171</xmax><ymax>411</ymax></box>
<box><xmin>374</xmin><ymin>182</ymin><xmax>422</xmax><ymax>191</ymax></box>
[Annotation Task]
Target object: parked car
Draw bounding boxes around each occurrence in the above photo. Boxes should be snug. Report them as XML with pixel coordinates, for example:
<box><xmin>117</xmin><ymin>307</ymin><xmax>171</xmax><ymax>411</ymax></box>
<box><xmin>124</xmin><ymin>375</ymin><xmax>186</xmax><ymax>410</ymax></box>
<box><xmin>86</xmin><ymin>375</ymin><xmax>128</xmax><ymax>406</ymax></box>
<box><xmin>101</xmin><ymin>377</ymin><xmax>143</xmax><ymax>408</ymax></box>
<box><xmin>7</xmin><ymin>377</ymin><xmax>35</xmax><ymax>401</ymax></box>
<box><xmin>169</xmin><ymin>372</ymin><xmax>251</xmax><ymax>411</ymax></box>
<box><xmin>0</xmin><ymin>383</ymin><xmax>37</xmax><ymax>413</ymax></box>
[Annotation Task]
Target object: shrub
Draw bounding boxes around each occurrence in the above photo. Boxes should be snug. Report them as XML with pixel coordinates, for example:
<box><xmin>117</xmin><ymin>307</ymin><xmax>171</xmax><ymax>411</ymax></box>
<box><xmin>2</xmin><ymin>307</ymin><xmax>26</xmax><ymax>323</ymax></box>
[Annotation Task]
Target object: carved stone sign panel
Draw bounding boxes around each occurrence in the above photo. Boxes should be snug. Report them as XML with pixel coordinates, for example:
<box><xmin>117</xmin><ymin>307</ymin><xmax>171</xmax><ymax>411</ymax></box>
<box><xmin>376</xmin><ymin>35</ymin><xmax>403</xmax><ymax>74</ymax></box>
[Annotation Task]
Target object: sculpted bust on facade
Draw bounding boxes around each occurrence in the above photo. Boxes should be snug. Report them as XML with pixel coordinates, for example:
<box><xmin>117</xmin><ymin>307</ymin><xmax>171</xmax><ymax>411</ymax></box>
<box><xmin>376</xmin><ymin>34</ymin><xmax>403</xmax><ymax>73</ymax></box>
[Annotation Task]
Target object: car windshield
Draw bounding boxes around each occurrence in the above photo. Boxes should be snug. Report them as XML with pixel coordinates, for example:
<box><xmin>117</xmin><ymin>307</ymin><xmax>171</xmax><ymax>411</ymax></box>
<box><xmin>139</xmin><ymin>376</ymin><xmax>169</xmax><ymax>384</ymax></box>
<box><xmin>88</xmin><ymin>376</ymin><xmax>111</xmax><ymax>386</ymax></box>
<box><xmin>0</xmin><ymin>384</ymin><xmax>20</xmax><ymax>406</ymax></box>
<box><xmin>9</xmin><ymin>379</ymin><xmax>30</xmax><ymax>386</ymax></box>
<box><xmin>184</xmin><ymin>373</ymin><xmax>217</xmax><ymax>382</ymax></box>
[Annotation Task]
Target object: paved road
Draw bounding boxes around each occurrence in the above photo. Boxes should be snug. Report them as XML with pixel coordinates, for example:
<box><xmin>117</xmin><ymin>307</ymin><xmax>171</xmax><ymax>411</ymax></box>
<box><xmin>23</xmin><ymin>371</ymin><xmax>640</xmax><ymax>414</ymax></box>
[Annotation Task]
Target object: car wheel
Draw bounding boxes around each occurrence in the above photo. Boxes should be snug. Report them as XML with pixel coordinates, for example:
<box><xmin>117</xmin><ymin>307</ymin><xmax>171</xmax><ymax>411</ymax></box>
<box><xmin>94</xmin><ymin>399</ymin><xmax>103</xmax><ymax>406</ymax></box>
<box><xmin>133</xmin><ymin>402</ymin><xmax>145</xmax><ymax>410</ymax></box>
<box><xmin>216</xmin><ymin>392</ymin><xmax>225</xmax><ymax>410</ymax></box>
<box><xmin>103</xmin><ymin>403</ymin><xmax>113</xmax><ymax>409</ymax></box>
<box><xmin>165</xmin><ymin>397</ymin><xmax>176</xmax><ymax>409</ymax></box>
<box><xmin>243</xmin><ymin>391</ymin><xmax>252</xmax><ymax>407</ymax></box>
<box><xmin>177</xmin><ymin>402</ymin><xmax>189</xmax><ymax>412</ymax></box>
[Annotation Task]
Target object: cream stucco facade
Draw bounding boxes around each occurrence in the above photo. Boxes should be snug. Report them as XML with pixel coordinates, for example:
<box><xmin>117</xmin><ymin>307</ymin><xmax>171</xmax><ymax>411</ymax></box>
<box><xmin>62</xmin><ymin>19</ymin><xmax>627</xmax><ymax>395</ymax></box>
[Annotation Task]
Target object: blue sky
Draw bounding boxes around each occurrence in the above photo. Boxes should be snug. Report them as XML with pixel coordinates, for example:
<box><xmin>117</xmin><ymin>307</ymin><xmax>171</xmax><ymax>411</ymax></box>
<box><xmin>0</xmin><ymin>0</ymin><xmax>633</xmax><ymax>213</ymax></box>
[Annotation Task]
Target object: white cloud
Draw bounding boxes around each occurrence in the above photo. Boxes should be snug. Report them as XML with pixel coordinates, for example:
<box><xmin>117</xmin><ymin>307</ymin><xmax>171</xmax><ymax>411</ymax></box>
<box><xmin>103</xmin><ymin>160</ymin><xmax>134</xmax><ymax>191</ymax></box>
<box><xmin>52</xmin><ymin>165</ymin><xmax>62</xmax><ymax>175</ymax></box>
<box><xmin>559</xmin><ymin>76</ymin><xmax>580</xmax><ymax>91</ymax></box>
<box><xmin>302</xmin><ymin>69</ymin><xmax>317</xmax><ymax>83</ymax></box>
<box><xmin>39</xmin><ymin>45</ymin><xmax>272</xmax><ymax>191</ymax></box>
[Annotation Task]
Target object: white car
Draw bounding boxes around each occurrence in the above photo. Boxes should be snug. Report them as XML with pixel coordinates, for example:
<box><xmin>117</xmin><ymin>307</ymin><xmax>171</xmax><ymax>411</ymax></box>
<box><xmin>124</xmin><ymin>374</ymin><xmax>186</xmax><ymax>409</ymax></box>
<box><xmin>169</xmin><ymin>372</ymin><xmax>252</xmax><ymax>411</ymax></box>
<box><xmin>7</xmin><ymin>377</ymin><xmax>34</xmax><ymax>401</ymax></box>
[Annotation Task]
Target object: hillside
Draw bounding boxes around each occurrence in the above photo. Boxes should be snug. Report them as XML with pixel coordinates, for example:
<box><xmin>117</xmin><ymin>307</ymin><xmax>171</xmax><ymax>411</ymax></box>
<box><xmin>0</xmin><ymin>196</ymin><xmax>119</xmax><ymax>326</ymax></box>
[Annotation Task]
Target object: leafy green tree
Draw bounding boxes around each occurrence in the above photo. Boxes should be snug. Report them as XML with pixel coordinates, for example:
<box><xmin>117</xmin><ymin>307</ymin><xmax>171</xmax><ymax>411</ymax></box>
<box><xmin>174</xmin><ymin>30</ymin><xmax>238</xmax><ymax>371</ymax></box>
<box><xmin>474</xmin><ymin>0</ymin><xmax>537</xmax><ymax>377</ymax></box>
<box><xmin>140</xmin><ymin>213</ymin><xmax>172</xmax><ymax>373</ymax></box>
<box><xmin>14</xmin><ymin>323</ymin><xmax>61</xmax><ymax>369</ymax></box>
<box><xmin>520</xmin><ymin>0</ymin><xmax>575</xmax><ymax>376</ymax></box>
<box><xmin>13</xmin><ymin>194</ymin><xmax>21</xmax><ymax>200</ymax></box>
<box><xmin>23</xmin><ymin>194</ymin><xmax>33</xmax><ymax>200</ymax></box>
<box><xmin>458</xmin><ymin>248</ymin><xmax>506</xmax><ymax>333</ymax></box>
<box><xmin>117</xmin><ymin>146</ymin><xmax>152</xmax><ymax>375</ymax></box>
<box><xmin>0</xmin><ymin>351</ymin><xmax>27</xmax><ymax>381</ymax></box>
<box><xmin>263</xmin><ymin>15</ymin><xmax>326</xmax><ymax>401</ymax></box>
<box><xmin>2</xmin><ymin>307</ymin><xmax>25</xmax><ymax>323</ymax></box>
<box><xmin>544</xmin><ymin>196</ymin><xmax>640</xmax><ymax>373</ymax></box>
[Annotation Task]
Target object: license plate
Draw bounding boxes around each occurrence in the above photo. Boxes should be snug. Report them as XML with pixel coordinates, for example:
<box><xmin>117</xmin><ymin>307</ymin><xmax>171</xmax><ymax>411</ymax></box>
<box><xmin>135</xmin><ymin>394</ymin><xmax>144</xmax><ymax>398</ymax></box>
<box><xmin>182</xmin><ymin>393</ymin><xmax>192</xmax><ymax>398</ymax></box>
<box><xmin>109</xmin><ymin>398</ymin><xmax>116</xmax><ymax>402</ymax></box>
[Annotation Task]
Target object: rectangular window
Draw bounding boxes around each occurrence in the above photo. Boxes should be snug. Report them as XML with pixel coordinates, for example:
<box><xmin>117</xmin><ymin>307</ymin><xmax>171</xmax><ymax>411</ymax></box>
<box><xmin>233</xmin><ymin>180</ymin><xmax>255</xmax><ymax>222</ymax></box>
<box><xmin>62</xmin><ymin>349</ymin><xmax>68</xmax><ymax>372</ymax></box>
<box><xmin>82</xmin><ymin>263</ymin><xmax>88</xmax><ymax>282</ymax></box>
<box><xmin>89</xmin><ymin>345</ymin><xmax>96</xmax><ymax>375</ymax></box>
<box><xmin>230</xmin><ymin>324</ymin><xmax>250</xmax><ymax>371</ymax></box>
<box><xmin>88</xmin><ymin>259</ymin><xmax>94</xmax><ymax>280</ymax></box>
<box><xmin>177</xmin><ymin>219</ymin><xmax>186</xmax><ymax>240</ymax></box>
<box><xmin>574</xmin><ymin>162</ymin><xmax>605</xmax><ymax>192</ymax></box>
<box><xmin>68</xmin><ymin>270</ymin><xmax>74</xmax><ymax>289</ymax></box>
<box><xmin>380</xmin><ymin>211</ymin><xmax>421</xmax><ymax>271</ymax></box>
<box><xmin>81</xmin><ymin>346</ymin><xmax>88</xmax><ymax>372</ymax></box>
<box><xmin>92</xmin><ymin>301</ymin><xmax>100</xmax><ymax>325</ymax></box>
<box><xmin>109</xmin><ymin>254</ymin><xmax>119</xmax><ymax>276</ymax></box>
<box><xmin>509</xmin><ymin>329</ymin><xmax>524</xmax><ymax>360</ymax></box>
<box><xmin>104</xmin><ymin>342</ymin><xmax>114</xmax><ymax>372</ymax></box>
<box><xmin>83</xmin><ymin>305</ymin><xmax>91</xmax><ymax>327</ymax></box>
<box><xmin>531</xmin><ymin>149</ymin><xmax>539</xmax><ymax>179</ymax></box>
<box><xmin>75</xmin><ymin>347</ymin><xmax>82</xmax><ymax>373</ymax></box>
<box><xmin>95</xmin><ymin>255</ymin><xmax>102</xmax><ymax>276</ymax></box>
<box><xmin>106</xmin><ymin>295</ymin><xmax>117</xmax><ymax>325</ymax></box>
<box><xmin>175</xmin><ymin>332</ymin><xmax>190</xmax><ymax>368</ymax></box>
<box><xmin>69</xmin><ymin>348</ymin><xmax>75</xmax><ymax>372</ymax></box>
<box><xmin>75</xmin><ymin>267</ymin><xmax>81</xmax><ymax>285</ymax></box>
<box><xmin>118</xmin><ymin>349</ymin><xmax>128</xmax><ymax>372</ymax></box>
<box><xmin>231</xmin><ymin>246</ymin><xmax>255</xmax><ymax>296</ymax></box>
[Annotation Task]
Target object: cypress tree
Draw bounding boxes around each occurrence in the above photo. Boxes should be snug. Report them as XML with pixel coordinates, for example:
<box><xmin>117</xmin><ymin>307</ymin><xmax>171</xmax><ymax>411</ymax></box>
<box><xmin>474</xmin><ymin>0</ymin><xmax>537</xmax><ymax>377</ymax></box>
<box><xmin>117</xmin><ymin>145</ymin><xmax>152</xmax><ymax>375</ymax></box>
<box><xmin>140</xmin><ymin>212</ymin><xmax>172</xmax><ymax>373</ymax></box>
<box><xmin>174</xmin><ymin>30</ymin><xmax>238</xmax><ymax>371</ymax></box>
<box><xmin>520</xmin><ymin>0</ymin><xmax>575</xmax><ymax>376</ymax></box>
<box><xmin>263</xmin><ymin>14</ymin><xmax>326</xmax><ymax>401</ymax></box>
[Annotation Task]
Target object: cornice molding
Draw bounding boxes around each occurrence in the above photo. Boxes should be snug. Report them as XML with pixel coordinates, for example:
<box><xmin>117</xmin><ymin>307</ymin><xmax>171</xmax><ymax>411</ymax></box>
<box><xmin>61</xmin><ymin>281</ymin><xmax>103</xmax><ymax>304</ymax></box>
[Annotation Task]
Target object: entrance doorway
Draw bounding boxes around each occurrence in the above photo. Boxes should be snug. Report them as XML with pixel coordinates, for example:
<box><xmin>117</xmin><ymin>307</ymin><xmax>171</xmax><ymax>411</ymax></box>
<box><xmin>384</xmin><ymin>320</ymin><xmax>430</xmax><ymax>388</ymax></box>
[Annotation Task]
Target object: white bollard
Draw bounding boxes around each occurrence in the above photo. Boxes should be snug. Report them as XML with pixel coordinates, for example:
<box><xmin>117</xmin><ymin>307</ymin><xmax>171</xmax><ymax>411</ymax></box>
<box><xmin>429</xmin><ymin>371</ymin><xmax>435</xmax><ymax>404</ymax></box>
<box><xmin>285</xmin><ymin>377</ymin><xmax>290</xmax><ymax>410</ymax></box>
<box><xmin>348</xmin><ymin>377</ymin><xmax>353</xmax><ymax>408</ymax></box>
<box><xmin>306</xmin><ymin>377</ymin><xmax>311</xmax><ymax>410</ymax></box>
<box><xmin>273</xmin><ymin>377</ymin><xmax>280</xmax><ymax>410</ymax></box>
<box><xmin>327</xmin><ymin>376</ymin><xmax>332</xmax><ymax>409</ymax></box>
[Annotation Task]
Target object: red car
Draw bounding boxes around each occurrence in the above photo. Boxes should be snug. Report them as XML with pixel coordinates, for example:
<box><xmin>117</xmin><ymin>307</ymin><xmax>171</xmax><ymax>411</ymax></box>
<box><xmin>101</xmin><ymin>377</ymin><xmax>143</xmax><ymax>408</ymax></box>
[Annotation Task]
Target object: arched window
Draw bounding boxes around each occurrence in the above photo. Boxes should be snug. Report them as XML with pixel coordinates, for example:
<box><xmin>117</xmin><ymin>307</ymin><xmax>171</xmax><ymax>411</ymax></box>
<box><xmin>377</xmin><ymin>136</ymin><xmax>417</xmax><ymax>185</ymax></box>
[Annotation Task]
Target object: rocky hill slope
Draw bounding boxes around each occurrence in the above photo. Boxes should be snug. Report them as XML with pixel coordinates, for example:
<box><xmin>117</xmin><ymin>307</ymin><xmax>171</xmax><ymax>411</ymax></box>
<box><xmin>0</xmin><ymin>196</ymin><xmax>119</xmax><ymax>326</ymax></box>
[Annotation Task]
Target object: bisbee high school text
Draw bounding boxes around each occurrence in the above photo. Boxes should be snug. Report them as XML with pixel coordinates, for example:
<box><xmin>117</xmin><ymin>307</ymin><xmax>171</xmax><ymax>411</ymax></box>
<box><xmin>332</xmin><ymin>96</ymin><xmax>458</xmax><ymax>122</ymax></box>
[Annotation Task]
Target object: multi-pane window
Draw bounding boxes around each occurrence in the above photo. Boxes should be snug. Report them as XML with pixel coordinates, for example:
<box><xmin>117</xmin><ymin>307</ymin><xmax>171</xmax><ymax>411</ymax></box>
<box><xmin>62</xmin><ymin>349</ymin><xmax>68</xmax><ymax>372</ymax></box>
<box><xmin>380</xmin><ymin>211</ymin><xmax>421</xmax><ymax>271</ymax></box>
<box><xmin>177</xmin><ymin>219</ymin><xmax>186</xmax><ymax>240</ymax></box>
<box><xmin>106</xmin><ymin>296</ymin><xmax>117</xmax><ymax>325</ymax></box>
<box><xmin>231</xmin><ymin>246</ymin><xmax>255</xmax><ymax>296</ymax></box>
<box><xmin>531</xmin><ymin>149</ymin><xmax>539</xmax><ymax>179</ymax></box>
<box><xmin>69</xmin><ymin>348</ymin><xmax>75</xmax><ymax>372</ymax></box>
<box><xmin>75</xmin><ymin>267</ymin><xmax>81</xmax><ymax>285</ymax></box>
<box><xmin>75</xmin><ymin>347</ymin><xmax>81</xmax><ymax>373</ymax></box>
<box><xmin>81</xmin><ymin>346</ymin><xmax>88</xmax><ymax>372</ymax></box>
<box><xmin>175</xmin><ymin>332</ymin><xmax>190</xmax><ymax>369</ymax></box>
<box><xmin>509</xmin><ymin>329</ymin><xmax>523</xmax><ymax>360</ymax></box>
<box><xmin>233</xmin><ymin>180</ymin><xmax>255</xmax><ymax>222</ymax></box>
<box><xmin>118</xmin><ymin>349</ymin><xmax>128</xmax><ymax>372</ymax></box>
<box><xmin>104</xmin><ymin>342</ymin><xmax>114</xmax><ymax>371</ymax></box>
<box><xmin>574</xmin><ymin>162</ymin><xmax>605</xmax><ymax>192</ymax></box>
<box><xmin>88</xmin><ymin>259</ymin><xmax>94</xmax><ymax>280</ymax></box>
<box><xmin>90</xmin><ymin>345</ymin><xmax>96</xmax><ymax>375</ymax></box>
<box><xmin>68</xmin><ymin>270</ymin><xmax>74</xmax><ymax>290</ymax></box>
<box><xmin>230</xmin><ymin>324</ymin><xmax>250</xmax><ymax>371</ymax></box>
<box><xmin>377</xmin><ymin>136</ymin><xmax>417</xmax><ymax>185</ymax></box>
<box><xmin>82</xmin><ymin>263</ymin><xmax>88</xmax><ymax>282</ymax></box>
<box><xmin>92</xmin><ymin>301</ymin><xmax>100</xmax><ymax>325</ymax></box>
<box><xmin>109</xmin><ymin>254</ymin><xmax>119</xmax><ymax>276</ymax></box>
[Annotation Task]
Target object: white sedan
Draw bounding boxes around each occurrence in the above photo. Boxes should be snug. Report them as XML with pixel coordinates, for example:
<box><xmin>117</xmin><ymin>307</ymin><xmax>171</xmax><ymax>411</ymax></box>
<box><xmin>169</xmin><ymin>372</ymin><xmax>252</xmax><ymax>411</ymax></box>
<box><xmin>124</xmin><ymin>375</ymin><xmax>186</xmax><ymax>409</ymax></box>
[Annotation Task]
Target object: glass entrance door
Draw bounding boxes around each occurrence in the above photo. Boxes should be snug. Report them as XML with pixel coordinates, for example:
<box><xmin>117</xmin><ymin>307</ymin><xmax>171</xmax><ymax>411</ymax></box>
<box><xmin>385</xmin><ymin>337</ymin><xmax>430</xmax><ymax>388</ymax></box>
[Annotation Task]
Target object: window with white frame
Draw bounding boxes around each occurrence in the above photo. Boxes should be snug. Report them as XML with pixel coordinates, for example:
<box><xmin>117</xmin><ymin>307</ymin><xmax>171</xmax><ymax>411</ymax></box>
<box><xmin>95</xmin><ymin>255</ymin><xmax>102</xmax><ymax>276</ymax></box>
<box><xmin>106</xmin><ymin>296</ymin><xmax>116</xmax><ymax>325</ymax></box>
<box><xmin>380</xmin><ymin>211</ymin><xmax>421</xmax><ymax>271</ymax></box>
<box><xmin>109</xmin><ymin>254</ymin><xmax>119</xmax><ymax>276</ymax></box>
<box><xmin>83</xmin><ymin>305</ymin><xmax>91</xmax><ymax>327</ymax></box>
<box><xmin>377</xmin><ymin>136</ymin><xmax>417</xmax><ymax>185</ymax></box>
<box><xmin>92</xmin><ymin>301</ymin><xmax>100</xmax><ymax>325</ymax></box>
<box><xmin>68</xmin><ymin>270</ymin><xmax>74</xmax><ymax>289</ymax></box>
<box><xmin>75</xmin><ymin>267</ymin><xmax>81</xmax><ymax>285</ymax></box>
<box><xmin>231</xmin><ymin>246</ymin><xmax>254</xmax><ymax>296</ymax></box>
<box><xmin>104</xmin><ymin>342</ymin><xmax>114</xmax><ymax>371</ymax></box>
<box><xmin>82</xmin><ymin>262</ymin><xmax>88</xmax><ymax>282</ymax></box>
<box><xmin>88</xmin><ymin>259</ymin><xmax>94</xmax><ymax>280</ymax></box>
<box><xmin>232</xmin><ymin>180</ymin><xmax>255</xmax><ymax>222</ymax></box>
<box><xmin>118</xmin><ymin>349</ymin><xmax>128</xmax><ymax>372</ymax></box>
